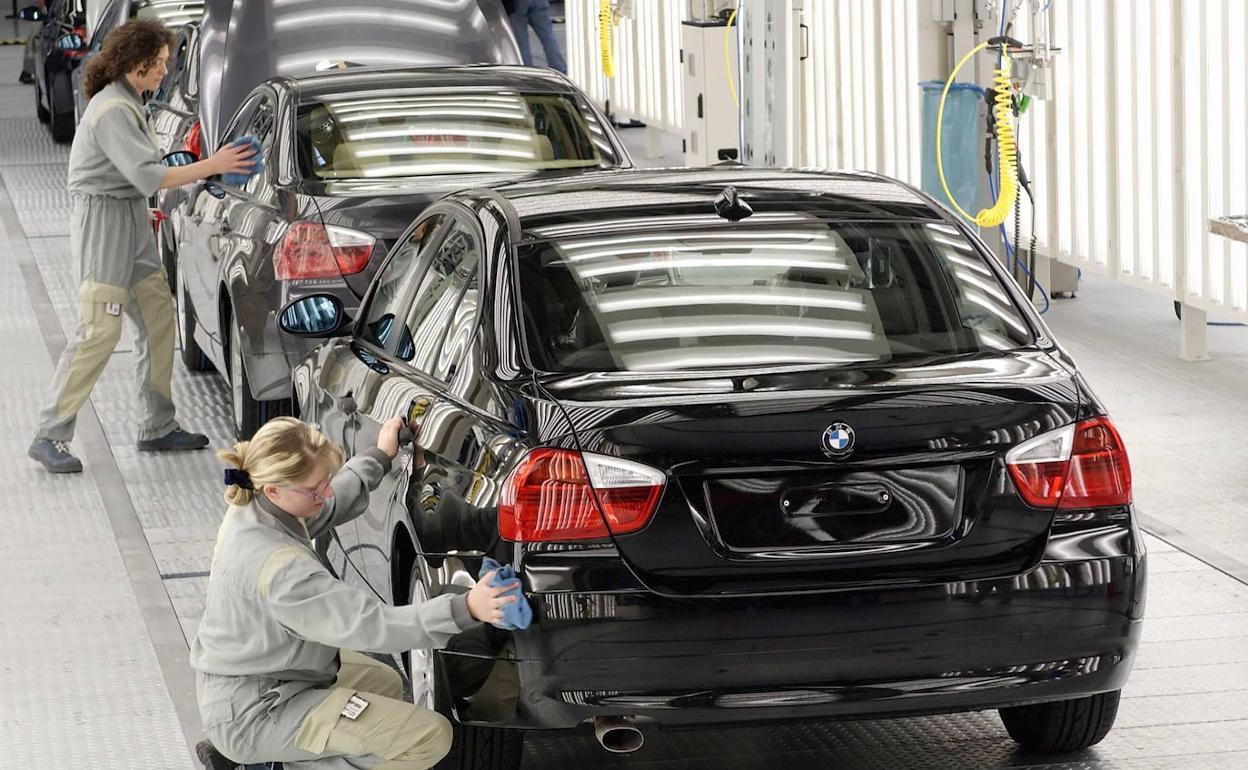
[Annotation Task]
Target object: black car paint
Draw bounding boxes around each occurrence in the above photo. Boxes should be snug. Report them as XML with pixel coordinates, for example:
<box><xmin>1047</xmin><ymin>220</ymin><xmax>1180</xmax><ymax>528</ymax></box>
<box><xmin>175</xmin><ymin>67</ymin><xmax>632</xmax><ymax>417</ymax></box>
<box><xmin>291</xmin><ymin>169</ymin><xmax>1145</xmax><ymax>735</ymax></box>
<box><xmin>26</xmin><ymin>0</ymin><xmax>86</xmax><ymax>142</ymax></box>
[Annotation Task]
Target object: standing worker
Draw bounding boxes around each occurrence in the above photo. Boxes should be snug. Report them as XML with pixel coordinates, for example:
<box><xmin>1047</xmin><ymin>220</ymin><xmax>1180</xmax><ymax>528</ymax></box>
<box><xmin>192</xmin><ymin>417</ymin><xmax>520</xmax><ymax>770</ymax></box>
<box><xmin>505</xmin><ymin>0</ymin><xmax>567</xmax><ymax>74</ymax></box>
<box><xmin>28</xmin><ymin>19</ymin><xmax>257</xmax><ymax>473</ymax></box>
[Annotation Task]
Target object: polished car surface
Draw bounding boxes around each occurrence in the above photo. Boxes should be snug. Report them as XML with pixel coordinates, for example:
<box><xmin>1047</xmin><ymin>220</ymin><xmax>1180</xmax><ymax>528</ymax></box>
<box><xmin>22</xmin><ymin>0</ymin><xmax>87</xmax><ymax>143</ymax></box>
<box><xmin>197</xmin><ymin>0</ymin><xmax>521</xmax><ymax>151</ymax></box>
<box><xmin>72</xmin><ymin>0</ymin><xmax>203</xmax><ymax>124</ymax></box>
<box><xmin>173</xmin><ymin>66</ymin><xmax>631</xmax><ymax>439</ymax></box>
<box><xmin>283</xmin><ymin>167</ymin><xmax>1145</xmax><ymax>769</ymax></box>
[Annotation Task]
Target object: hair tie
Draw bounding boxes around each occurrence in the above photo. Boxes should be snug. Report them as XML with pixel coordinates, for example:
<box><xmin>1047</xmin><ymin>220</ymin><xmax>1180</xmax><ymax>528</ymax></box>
<box><xmin>224</xmin><ymin>468</ymin><xmax>254</xmax><ymax>490</ymax></box>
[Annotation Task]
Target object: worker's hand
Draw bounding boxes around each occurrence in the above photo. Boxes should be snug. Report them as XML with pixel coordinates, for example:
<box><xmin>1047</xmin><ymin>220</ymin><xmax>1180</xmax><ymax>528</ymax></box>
<box><xmin>208</xmin><ymin>142</ymin><xmax>257</xmax><ymax>177</ymax></box>
<box><xmin>467</xmin><ymin>570</ymin><xmax>520</xmax><ymax>625</ymax></box>
<box><xmin>377</xmin><ymin>416</ymin><xmax>405</xmax><ymax>459</ymax></box>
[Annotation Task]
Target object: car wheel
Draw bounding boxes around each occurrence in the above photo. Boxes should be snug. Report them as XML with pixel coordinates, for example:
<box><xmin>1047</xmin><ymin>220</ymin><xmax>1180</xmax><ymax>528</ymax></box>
<box><xmin>35</xmin><ymin>75</ymin><xmax>50</xmax><ymax>123</ymax></box>
<box><xmin>49</xmin><ymin>74</ymin><xmax>74</xmax><ymax>143</ymax></box>
<box><xmin>227</xmin><ymin>317</ymin><xmax>291</xmax><ymax>439</ymax></box>
<box><xmin>999</xmin><ymin>690</ymin><xmax>1121</xmax><ymax>753</ymax></box>
<box><xmin>402</xmin><ymin>559</ymin><xmax>523</xmax><ymax>770</ymax></box>
<box><xmin>177</xmin><ymin>269</ymin><xmax>212</xmax><ymax>373</ymax></box>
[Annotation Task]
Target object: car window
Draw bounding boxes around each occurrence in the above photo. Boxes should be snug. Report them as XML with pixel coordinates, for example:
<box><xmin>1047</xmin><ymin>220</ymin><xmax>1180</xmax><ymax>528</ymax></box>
<box><xmin>432</xmin><ymin>272</ymin><xmax>479</xmax><ymax>383</ymax></box>
<box><xmin>360</xmin><ymin>214</ymin><xmax>447</xmax><ymax>353</ymax></box>
<box><xmin>184</xmin><ymin>30</ymin><xmax>199</xmax><ymax>98</ymax></box>
<box><xmin>154</xmin><ymin>31</ymin><xmax>190</xmax><ymax>102</ymax></box>
<box><xmin>394</xmin><ymin>220</ymin><xmax>481</xmax><ymax>375</ymax></box>
<box><xmin>294</xmin><ymin>90</ymin><xmax>620</xmax><ymax>181</ymax></box>
<box><xmin>516</xmin><ymin>221</ymin><xmax>1036</xmax><ymax>373</ymax></box>
<box><xmin>241</xmin><ymin>97</ymin><xmax>277</xmax><ymax>195</ymax></box>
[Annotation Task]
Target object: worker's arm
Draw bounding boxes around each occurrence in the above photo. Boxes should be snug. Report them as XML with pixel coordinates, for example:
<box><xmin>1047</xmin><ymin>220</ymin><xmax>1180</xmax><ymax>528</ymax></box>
<box><xmin>304</xmin><ymin>417</ymin><xmax>406</xmax><ymax>541</ymax></box>
<box><xmin>158</xmin><ymin>142</ymin><xmax>257</xmax><ymax>190</ymax></box>
<box><xmin>259</xmin><ymin>546</ymin><xmax>478</xmax><ymax>653</ymax></box>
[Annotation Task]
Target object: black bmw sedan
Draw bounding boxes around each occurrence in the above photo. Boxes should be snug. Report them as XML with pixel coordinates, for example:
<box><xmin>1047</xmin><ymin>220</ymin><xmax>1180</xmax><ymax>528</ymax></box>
<box><xmin>172</xmin><ymin>65</ymin><xmax>630</xmax><ymax>439</ymax></box>
<box><xmin>280</xmin><ymin>168</ymin><xmax>1145</xmax><ymax>769</ymax></box>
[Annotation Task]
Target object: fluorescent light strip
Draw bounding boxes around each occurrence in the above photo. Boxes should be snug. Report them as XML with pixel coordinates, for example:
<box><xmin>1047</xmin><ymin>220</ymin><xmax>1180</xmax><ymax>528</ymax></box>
<box><xmin>344</xmin><ymin>127</ymin><xmax>533</xmax><ymax>142</ymax></box>
<box><xmin>337</xmin><ymin>109</ymin><xmax>526</xmax><ymax>123</ymax></box>
<box><xmin>593</xmin><ymin>288</ymin><xmax>866</xmax><ymax>313</ymax></box>
<box><xmin>353</xmin><ymin>145</ymin><xmax>536</xmax><ymax>159</ymax></box>
<box><xmin>574</xmin><ymin>255</ymin><xmax>853</xmax><ymax>278</ymax></box>
<box><xmin>607</xmin><ymin>318</ymin><xmax>877</xmax><ymax>344</ymax></box>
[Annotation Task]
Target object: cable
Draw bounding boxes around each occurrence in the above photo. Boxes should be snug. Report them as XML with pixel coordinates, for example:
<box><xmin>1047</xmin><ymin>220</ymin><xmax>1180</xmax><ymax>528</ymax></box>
<box><xmin>724</xmin><ymin>5</ymin><xmax>739</xmax><ymax>109</ymax></box>
<box><xmin>936</xmin><ymin>42</ymin><xmax>1019</xmax><ymax>228</ymax></box>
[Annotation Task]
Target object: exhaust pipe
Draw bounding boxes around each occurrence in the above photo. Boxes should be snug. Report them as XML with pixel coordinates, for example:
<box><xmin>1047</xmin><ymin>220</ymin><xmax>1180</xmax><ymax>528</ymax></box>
<box><xmin>593</xmin><ymin>716</ymin><xmax>644</xmax><ymax>754</ymax></box>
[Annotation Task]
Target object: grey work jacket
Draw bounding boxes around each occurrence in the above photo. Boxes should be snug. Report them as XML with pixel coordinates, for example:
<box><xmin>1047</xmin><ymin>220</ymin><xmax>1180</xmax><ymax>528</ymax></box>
<box><xmin>68</xmin><ymin>79</ymin><xmax>166</xmax><ymax>200</ymax></box>
<box><xmin>190</xmin><ymin>449</ymin><xmax>474</xmax><ymax>708</ymax></box>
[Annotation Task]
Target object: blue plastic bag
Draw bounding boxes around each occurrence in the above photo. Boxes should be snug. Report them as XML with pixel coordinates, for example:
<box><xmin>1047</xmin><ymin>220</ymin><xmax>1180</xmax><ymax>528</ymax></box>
<box><xmin>221</xmin><ymin>133</ymin><xmax>264</xmax><ymax>187</ymax></box>
<box><xmin>920</xmin><ymin>80</ymin><xmax>984</xmax><ymax>224</ymax></box>
<box><xmin>478</xmin><ymin>557</ymin><xmax>532</xmax><ymax>630</ymax></box>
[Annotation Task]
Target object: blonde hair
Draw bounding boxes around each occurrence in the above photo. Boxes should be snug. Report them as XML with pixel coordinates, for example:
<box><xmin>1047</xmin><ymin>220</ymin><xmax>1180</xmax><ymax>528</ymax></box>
<box><xmin>218</xmin><ymin>417</ymin><xmax>345</xmax><ymax>506</ymax></box>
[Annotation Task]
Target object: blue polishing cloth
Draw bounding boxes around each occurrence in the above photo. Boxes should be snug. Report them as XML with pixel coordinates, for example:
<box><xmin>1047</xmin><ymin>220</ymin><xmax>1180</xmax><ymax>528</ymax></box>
<box><xmin>221</xmin><ymin>134</ymin><xmax>264</xmax><ymax>187</ymax></box>
<box><xmin>478</xmin><ymin>557</ymin><xmax>532</xmax><ymax>631</ymax></box>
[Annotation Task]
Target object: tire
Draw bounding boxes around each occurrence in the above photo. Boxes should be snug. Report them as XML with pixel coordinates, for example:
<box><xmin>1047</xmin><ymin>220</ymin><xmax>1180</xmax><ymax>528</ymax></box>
<box><xmin>49</xmin><ymin>74</ymin><xmax>74</xmax><ymax>143</ymax></box>
<box><xmin>227</xmin><ymin>317</ymin><xmax>291</xmax><ymax>440</ymax></box>
<box><xmin>35</xmin><ymin>75</ymin><xmax>50</xmax><ymax>123</ymax></box>
<box><xmin>177</xmin><ymin>269</ymin><xmax>212</xmax><ymax>372</ymax></box>
<box><xmin>403</xmin><ymin>562</ymin><xmax>524</xmax><ymax>770</ymax></box>
<box><xmin>999</xmin><ymin>690</ymin><xmax>1121</xmax><ymax>754</ymax></box>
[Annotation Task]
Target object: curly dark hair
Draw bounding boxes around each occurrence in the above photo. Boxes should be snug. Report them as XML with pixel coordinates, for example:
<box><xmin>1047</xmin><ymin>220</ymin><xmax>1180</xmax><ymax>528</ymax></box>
<box><xmin>83</xmin><ymin>19</ymin><xmax>175</xmax><ymax>99</ymax></box>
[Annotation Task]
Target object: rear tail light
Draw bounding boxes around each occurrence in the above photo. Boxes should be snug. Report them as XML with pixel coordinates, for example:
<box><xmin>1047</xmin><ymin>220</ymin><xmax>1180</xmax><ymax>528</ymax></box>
<box><xmin>1005</xmin><ymin>416</ymin><xmax>1132</xmax><ymax>509</ymax></box>
<box><xmin>498</xmin><ymin>448</ymin><xmax>666</xmax><ymax>542</ymax></box>
<box><xmin>274</xmin><ymin>221</ymin><xmax>375</xmax><ymax>281</ymax></box>
<box><xmin>184</xmin><ymin>120</ymin><xmax>202</xmax><ymax>159</ymax></box>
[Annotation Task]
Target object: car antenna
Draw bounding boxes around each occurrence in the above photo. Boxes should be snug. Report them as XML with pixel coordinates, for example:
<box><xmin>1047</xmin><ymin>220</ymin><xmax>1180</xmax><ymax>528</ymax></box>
<box><xmin>714</xmin><ymin>186</ymin><xmax>754</xmax><ymax>222</ymax></box>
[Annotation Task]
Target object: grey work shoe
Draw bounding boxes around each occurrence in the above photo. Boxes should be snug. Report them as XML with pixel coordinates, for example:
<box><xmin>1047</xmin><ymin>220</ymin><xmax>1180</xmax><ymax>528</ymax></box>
<box><xmin>29</xmin><ymin>438</ymin><xmax>83</xmax><ymax>473</ymax></box>
<box><xmin>194</xmin><ymin>740</ymin><xmax>238</xmax><ymax>770</ymax></box>
<box><xmin>137</xmin><ymin>428</ymin><xmax>210</xmax><ymax>452</ymax></box>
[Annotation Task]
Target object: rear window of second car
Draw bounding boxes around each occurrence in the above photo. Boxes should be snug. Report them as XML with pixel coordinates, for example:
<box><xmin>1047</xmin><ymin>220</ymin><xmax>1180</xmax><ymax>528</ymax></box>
<box><xmin>295</xmin><ymin>89</ymin><xmax>620</xmax><ymax>180</ymax></box>
<box><xmin>516</xmin><ymin>221</ymin><xmax>1036</xmax><ymax>373</ymax></box>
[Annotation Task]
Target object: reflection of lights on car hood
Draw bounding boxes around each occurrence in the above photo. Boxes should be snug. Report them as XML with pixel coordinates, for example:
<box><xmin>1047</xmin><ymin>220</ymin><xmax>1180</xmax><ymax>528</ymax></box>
<box><xmin>274</xmin><ymin>9</ymin><xmax>461</xmax><ymax>34</ymax></box>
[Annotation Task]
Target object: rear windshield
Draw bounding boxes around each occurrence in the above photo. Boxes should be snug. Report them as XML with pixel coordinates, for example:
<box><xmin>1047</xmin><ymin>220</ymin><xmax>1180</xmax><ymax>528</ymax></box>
<box><xmin>295</xmin><ymin>90</ymin><xmax>618</xmax><ymax>180</ymax></box>
<box><xmin>516</xmin><ymin>221</ymin><xmax>1035</xmax><ymax>372</ymax></box>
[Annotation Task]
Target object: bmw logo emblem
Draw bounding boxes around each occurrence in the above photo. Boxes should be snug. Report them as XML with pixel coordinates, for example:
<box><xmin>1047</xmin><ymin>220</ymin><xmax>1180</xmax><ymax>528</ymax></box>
<box><xmin>821</xmin><ymin>423</ymin><xmax>855</xmax><ymax>458</ymax></box>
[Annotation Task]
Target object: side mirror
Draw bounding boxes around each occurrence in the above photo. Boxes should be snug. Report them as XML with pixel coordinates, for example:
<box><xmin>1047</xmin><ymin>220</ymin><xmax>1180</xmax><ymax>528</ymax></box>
<box><xmin>162</xmin><ymin>150</ymin><xmax>196</xmax><ymax>167</ymax></box>
<box><xmin>17</xmin><ymin>6</ymin><xmax>45</xmax><ymax>21</ymax></box>
<box><xmin>55</xmin><ymin>33</ymin><xmax>86</xmax><ymax>51</ymax></box>
<box><xmin>279</xmin><ymin>294</ymin><xmax>351</xmax><ymax>337</ymax></box>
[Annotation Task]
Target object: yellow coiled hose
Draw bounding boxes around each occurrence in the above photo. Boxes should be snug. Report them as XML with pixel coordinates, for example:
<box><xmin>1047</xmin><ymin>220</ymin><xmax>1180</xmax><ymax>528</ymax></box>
<box><xmin>936</xmin><ymin>42</ymin><xmax>1018</xmax><ymax>228</ymax></box>
<box><xmin>599</xmin><ymin>0</ymin><xmax>614</xmax><ymax>77</ymax></box>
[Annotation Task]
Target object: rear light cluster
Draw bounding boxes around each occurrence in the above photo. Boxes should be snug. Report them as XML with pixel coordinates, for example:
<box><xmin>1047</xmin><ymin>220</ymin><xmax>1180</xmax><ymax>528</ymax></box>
<box><xmin>184</xmin><ymin>120</ymin><xmax>202</xmax><ymax>159</ymax></box>
<box><xmin>1005</xmin><ymin>416</ymin><xmax>1132</xmax><ymax>509</ymax></box>
<box><xmin>274</xmin><ymin>221</ymin><xmax>375</xmax><ymax>281</ymax></box>
<box><xmin>498</xmin><ymin>448</ymin><xmax>666</xmax><ymax>542</ymax></box>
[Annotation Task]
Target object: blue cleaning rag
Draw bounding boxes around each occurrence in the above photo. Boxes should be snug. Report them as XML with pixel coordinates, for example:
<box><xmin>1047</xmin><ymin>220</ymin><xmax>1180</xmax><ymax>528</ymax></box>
<box><xmin>478</xmin><ymin>557</ymin><xmax>532</xmax><ymax>631</ymax></box>
<box><xmin>221</xmin><ymin>134</ymin><xmax>264</xmax><ymax>187</ymax></box>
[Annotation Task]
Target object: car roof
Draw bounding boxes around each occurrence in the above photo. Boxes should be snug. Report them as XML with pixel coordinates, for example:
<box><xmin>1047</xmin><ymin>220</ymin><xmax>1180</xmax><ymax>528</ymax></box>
<box><xmin>288</xmin><ymin>65</ymin><xmax>581</xmax><ymax>102</ymax></box>
<box><xmin>461</xmin><ymin>168</ymin><xmax>949</xmax><ymax>236</ymax></box>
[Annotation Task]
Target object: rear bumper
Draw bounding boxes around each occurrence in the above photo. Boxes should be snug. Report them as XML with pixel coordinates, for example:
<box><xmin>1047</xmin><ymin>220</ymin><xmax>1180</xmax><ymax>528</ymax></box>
<box><xmin>453</xmin><ymin>524</ymin><xmax>1146</xmax><ymax>731</ymax></box>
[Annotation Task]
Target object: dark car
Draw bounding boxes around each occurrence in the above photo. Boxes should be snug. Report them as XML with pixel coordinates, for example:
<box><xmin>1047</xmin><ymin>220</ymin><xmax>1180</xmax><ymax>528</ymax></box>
<box><xmin>150</xmin><ymin>20</ymin><xmax>202</xmax><ymax>290</ymax></box>
<box><xmin>197</xmin><ymin>0</ymin><xmax>521</xmax><ymax>151</ymax></box>
<box><xmin>19</xmin><ymin>0</ymin><xmax>88</xmax><ymax>143</ymax></box>
<box><xmin>71</xmin><ymin>0</ymin><xmax>204</xmax><ymax>124</ymax></box>
<box><xmin>172</xmin><ymin>66</ymin><xmax>631</xmax><ymax>438</ymax></box>
<box><xmin>280</xmin><ymin>167</ymin><xmax>1145</xmax><ymax>769</ymax></box>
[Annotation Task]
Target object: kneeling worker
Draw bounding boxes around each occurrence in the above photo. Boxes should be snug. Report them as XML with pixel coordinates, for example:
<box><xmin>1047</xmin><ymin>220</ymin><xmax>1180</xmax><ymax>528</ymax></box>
<box><xmin>29</xmin><ymin>19</ymin><xmax>256</xmax><ymax>472</ymax></box>
<box><xmin>192</xmin><ymin>417</ymin><xmax>518</xmax><ymax>769</ymax></box>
